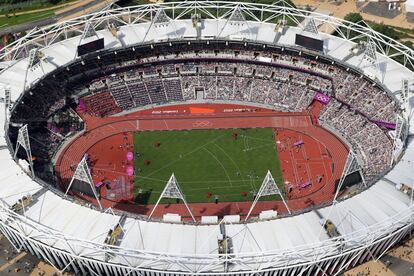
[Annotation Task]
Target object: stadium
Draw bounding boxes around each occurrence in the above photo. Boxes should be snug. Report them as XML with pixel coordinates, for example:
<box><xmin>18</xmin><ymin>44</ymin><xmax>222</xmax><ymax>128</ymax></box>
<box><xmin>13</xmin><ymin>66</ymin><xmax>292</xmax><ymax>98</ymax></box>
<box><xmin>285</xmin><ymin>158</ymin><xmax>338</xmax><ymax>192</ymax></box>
<box><xmin>0</xmin><ymin>1</ymin><xmax>413</xmax><ymax>275</ymax></box>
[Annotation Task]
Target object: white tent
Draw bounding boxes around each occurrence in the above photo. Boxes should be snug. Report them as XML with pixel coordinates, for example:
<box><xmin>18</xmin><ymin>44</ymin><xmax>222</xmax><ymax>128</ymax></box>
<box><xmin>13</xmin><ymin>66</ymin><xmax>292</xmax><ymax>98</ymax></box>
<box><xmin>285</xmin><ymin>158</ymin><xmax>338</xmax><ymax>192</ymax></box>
<box><xmin>406</xmin><ymin>0</ymin><xmax>414</xmax><ymax>13</ymax></box>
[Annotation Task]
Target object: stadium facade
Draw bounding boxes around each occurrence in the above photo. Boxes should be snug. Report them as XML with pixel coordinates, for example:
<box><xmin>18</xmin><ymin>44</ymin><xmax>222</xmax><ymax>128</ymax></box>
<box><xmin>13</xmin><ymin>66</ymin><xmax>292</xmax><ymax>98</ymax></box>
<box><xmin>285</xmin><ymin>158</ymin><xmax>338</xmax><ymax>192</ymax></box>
<box><xmin>0</xmin><ymin>1</ymin><xmax>413</xmax><ymax>275</ymax></box>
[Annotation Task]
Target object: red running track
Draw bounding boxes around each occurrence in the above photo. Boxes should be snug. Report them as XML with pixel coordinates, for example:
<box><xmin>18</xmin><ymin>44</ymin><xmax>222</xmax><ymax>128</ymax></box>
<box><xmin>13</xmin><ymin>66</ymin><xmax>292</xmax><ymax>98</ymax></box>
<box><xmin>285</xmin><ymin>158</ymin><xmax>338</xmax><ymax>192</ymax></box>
<box><xmin>55</xmin><ymin>103</ymin><xmax>348</xmax><ymax>220</ymax></box>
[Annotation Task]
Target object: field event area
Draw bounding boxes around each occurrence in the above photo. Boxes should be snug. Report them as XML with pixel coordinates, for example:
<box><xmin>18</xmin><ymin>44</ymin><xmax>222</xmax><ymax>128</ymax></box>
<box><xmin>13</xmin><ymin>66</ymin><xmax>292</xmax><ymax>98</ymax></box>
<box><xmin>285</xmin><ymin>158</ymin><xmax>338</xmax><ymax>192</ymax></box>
<box><xmin>133</xmin><ymin>128</ymin><xmax>283</xmax><ymax>204</ymax></box>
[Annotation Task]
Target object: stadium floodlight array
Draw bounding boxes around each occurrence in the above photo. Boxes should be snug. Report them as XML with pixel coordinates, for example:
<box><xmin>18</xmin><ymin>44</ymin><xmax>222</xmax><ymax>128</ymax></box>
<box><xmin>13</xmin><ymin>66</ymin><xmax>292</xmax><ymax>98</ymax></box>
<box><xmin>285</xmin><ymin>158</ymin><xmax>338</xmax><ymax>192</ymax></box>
<box><xmin>218</xmin><ymin>5</ymin><xmax>251</xmax><ymax>37</ymax></box>
<box><xmin>359</xmin><ymin>38</ymin><xmax>383</xmax><ymax>77</ymax></box>
<box><xmin>401</xmin><ymin>79</ymin><xmax>410</xmax><ymax>112</ymax></box>
<box><xmin>302</xmin><ymin>18</ymin><xmax>319</xmax><ymax>35</ymax></box>
<box><xmin>27</xmin><ymin>48</ymin><xmax>43</xmax><ymax>71</ymax></box>
<box><xmin>14</xmin><ymin>124</ymin><xmax>35</xmax><ymax>178</ymax></box>
<box><xmin>82</xmin><ymin>22</ymin><xmax>99</xmax><ymax>40</ymax></box>
<box><xmin>333</xmin><ymin>150</ymin><xmax>366</xmax><ymax>203</ymax></box>
<box><xmin>362</xmin><ymin>39</ymin><xmax>378</xmax><ymax>65</ymax></box>
<box><xmin>228</xmin><ymin>6</ymin><xmax>246</xmax><ymax>24</ymax></box>
<box><xmin>3</xmin><ymin>85</ymin><xmax>10</xmax><ymax>130</ymax></box>
<box><xmin>245</xmin><ymin>170</ymin><xmax>290</xmax><ymax>220</ymax></box>
<box><xmin>108</xmin><ymin>23</ymin><xmax>118</xmax><ymax>39</ymax></box>
<box><xmin>148</xmin><ymin>173</ymin><xmax>196</xmax><ymax>222</ymax></box>
<box><xmin>391</xmin><ymin>114</ymin><xmax>408</xmax><ymax>166</ymax></box>
<box><xmin>153</xmin><ymin>8</ymin><xmax>171</xmax><ymax>25</ymax></box>
<box><xmin>65</xmin><ymin>155</ymin><xmax>103</xmax><ymax>210</ymax></box>
<box><xmin>143</xmin><ymin>8</ymin><xmax>179</xmax><ymax>43</ymax></box>
<box><xmin>24</xmin><ymin>48</ymin><xmax>44</xmax><ymax>90</ymax></box>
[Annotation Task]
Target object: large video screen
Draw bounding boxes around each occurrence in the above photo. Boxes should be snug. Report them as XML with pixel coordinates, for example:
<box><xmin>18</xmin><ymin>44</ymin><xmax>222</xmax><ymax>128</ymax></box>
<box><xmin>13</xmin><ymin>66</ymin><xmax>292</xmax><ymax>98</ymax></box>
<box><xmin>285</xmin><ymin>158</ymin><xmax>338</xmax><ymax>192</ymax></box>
<box><xmin>335</xmin><ymin>171</ymin><xmax>362</xmax><ymax>191</ymax></box>
<box><xmin>77</xmin><ymin>38</ymin><xmax>105</xmax><ymax>56</ymax></box>
<box><xmin>295</xmin><ymin>34</ymin><xmax>324</xmax><ymax>52</ymax></box>
<box><xmin>71</xmin><ymin>179</ymin><xmax>98</xmax><ymax>198</ymax></box>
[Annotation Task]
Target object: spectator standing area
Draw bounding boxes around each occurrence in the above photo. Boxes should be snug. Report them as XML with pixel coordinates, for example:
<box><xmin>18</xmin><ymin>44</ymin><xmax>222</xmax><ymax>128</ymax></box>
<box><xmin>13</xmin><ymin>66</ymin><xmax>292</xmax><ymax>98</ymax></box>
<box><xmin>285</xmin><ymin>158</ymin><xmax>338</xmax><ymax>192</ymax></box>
<box><xmin>56</xmin><ymin>103</ymin><xmax>348</xmax><ymax>220</ymax></box>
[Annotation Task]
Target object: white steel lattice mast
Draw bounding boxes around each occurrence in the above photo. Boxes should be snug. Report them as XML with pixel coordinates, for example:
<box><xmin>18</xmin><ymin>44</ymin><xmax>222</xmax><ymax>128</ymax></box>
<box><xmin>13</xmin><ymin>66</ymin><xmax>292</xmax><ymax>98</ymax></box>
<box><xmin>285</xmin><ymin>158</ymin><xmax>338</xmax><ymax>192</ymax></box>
<box><xmin>361</xmin><ymin>38</ymin><xmax>382</xmax><ymax>78</ymax></box>
<box><xmin>142</xmin><ymin>8</ymin><xmax>179</xmax><ymax>42</ymax></box>
<box><xmin>302</xmin><ymin>17</ymin><xmax>319</xmax><ymax>34</ymax></box>
<box><xmin>65</xmin><ymin>155</ymin><xmax>102</xmax><ymax>210</ymax></box>
<box><xmin>218</xmin><ymin>5</ymin><xmax>251</xmax><ymax>38</ymax></box>
<box><xmin>23</xmin><ymin>48</ymin><xmax>44</xmax><ymax>89</ymax></box>
<box><xmin>333</xmin><ymin>150</ymin><xmax>366</xmax><ymax>203</ymax></box>
<box><xmin>148</xmin><ymin>173</ymin><xmax>195</xmax><ymax>222</ymax></box>
<box><xmin>245</xmin><ymin>170</ymin><xmax>290</xmax><ymax>220</ymax></box>
<box><xmin>3</xmin><ymin>85</ymin><xmax>11</xmax><ymax>132</ymax></box>
<box><xmin>14</xmin><ymin>124</ymin><xmax>35</xmax><ymax>178</ymax></box>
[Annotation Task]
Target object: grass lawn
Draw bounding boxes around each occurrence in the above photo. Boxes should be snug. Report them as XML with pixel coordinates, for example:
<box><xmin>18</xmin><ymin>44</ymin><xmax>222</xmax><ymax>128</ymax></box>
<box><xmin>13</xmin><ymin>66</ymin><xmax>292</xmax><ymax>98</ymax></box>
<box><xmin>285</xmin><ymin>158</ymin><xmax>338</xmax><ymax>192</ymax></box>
<box><xmin>0</xmin><ymin>0</ymin><xmax>77</xmax><ymax>15</ymax></box>
<box><xmin>0</xmin><ymin>10</ymin><xmax>55</xmax><ymax>28</ymax></box>
<box><xmin>133</xmin><ymin>128</ymin><xmax>284</xmax><ymax>204</ymax></box>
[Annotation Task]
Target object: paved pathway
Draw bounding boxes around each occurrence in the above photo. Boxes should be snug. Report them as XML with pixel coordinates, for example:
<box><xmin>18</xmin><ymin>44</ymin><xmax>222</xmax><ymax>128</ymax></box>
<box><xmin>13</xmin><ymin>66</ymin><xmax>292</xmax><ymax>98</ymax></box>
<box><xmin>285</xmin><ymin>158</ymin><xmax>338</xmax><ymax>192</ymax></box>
<box><xmin>0</xmin><ymin>0</ymin><xmax>83</xmax><ymax>18</ymax></box>
<box><xmin>0</xmin><ymin>0</ymin><xmax>115</xmax><ymax>36</ymax></box>
<box><xmin>293</xmin><ymin>0</ymin><xmax>414</xmax><ymax>29</ymax></box>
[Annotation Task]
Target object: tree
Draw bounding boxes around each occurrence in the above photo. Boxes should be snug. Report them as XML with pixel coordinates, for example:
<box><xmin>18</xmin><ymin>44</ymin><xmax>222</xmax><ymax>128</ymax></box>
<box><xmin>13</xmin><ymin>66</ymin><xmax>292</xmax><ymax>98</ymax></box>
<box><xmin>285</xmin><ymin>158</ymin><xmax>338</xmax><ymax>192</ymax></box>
<box><xmin>370</xmin><ymin>23</ymin><xmax>401</xmax><ymax>41</ymax></box>
<box><xmin>402</xmin><ymin>40</ymin><xmax>413</xmax><ymax>50</ymax></box>
<box><xmin>340</xmin><ymin>13</ymin><xmax>365</xmax><ymax>39</ymax></box>
<box><xmin>344</xmin><ymin>12</ymin><xmax>364</xmax><ymax>25</ymax></box>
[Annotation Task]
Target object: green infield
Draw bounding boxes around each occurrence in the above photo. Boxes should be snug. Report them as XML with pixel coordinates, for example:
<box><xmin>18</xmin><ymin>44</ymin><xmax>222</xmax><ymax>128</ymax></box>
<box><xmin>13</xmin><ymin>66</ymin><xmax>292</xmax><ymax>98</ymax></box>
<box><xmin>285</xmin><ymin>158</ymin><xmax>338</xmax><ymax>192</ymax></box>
<box><xmin>133</xmin><ymin>128</ymin><xmax>283</xmax><ymax>204</ymax></box>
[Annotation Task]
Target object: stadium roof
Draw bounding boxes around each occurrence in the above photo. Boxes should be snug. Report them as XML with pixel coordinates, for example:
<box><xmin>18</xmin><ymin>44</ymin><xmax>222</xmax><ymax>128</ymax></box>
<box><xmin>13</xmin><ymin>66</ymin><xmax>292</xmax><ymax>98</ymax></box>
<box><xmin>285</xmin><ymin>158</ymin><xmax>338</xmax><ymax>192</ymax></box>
<box><xmin>407</xmin><ymin>0</ymin><xmax>414</xmax><ymax>13</ymax></box>
<box><xmin>0</xmin><ymin>132</ymin><xmax>412</xmax><ymax>271</ymax></box>
<box><xmin>1</xmin><ymin>19</ymin><xmax>413</xmax><ymax>103</ymax></box>
<box><xmin>0</xmin><ymin>2</ymin><xmax>413</xmax><ymax>274</ymax></box>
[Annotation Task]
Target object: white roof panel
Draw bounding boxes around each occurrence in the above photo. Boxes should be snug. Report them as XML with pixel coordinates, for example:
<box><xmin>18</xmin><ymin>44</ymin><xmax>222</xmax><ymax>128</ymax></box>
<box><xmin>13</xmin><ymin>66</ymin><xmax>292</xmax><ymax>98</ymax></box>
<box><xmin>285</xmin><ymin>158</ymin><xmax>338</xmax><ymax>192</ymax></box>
<box><xmin>0</xmin><ymin>15</ymin><xmax>412</xmax><ymax>273</ymax></box>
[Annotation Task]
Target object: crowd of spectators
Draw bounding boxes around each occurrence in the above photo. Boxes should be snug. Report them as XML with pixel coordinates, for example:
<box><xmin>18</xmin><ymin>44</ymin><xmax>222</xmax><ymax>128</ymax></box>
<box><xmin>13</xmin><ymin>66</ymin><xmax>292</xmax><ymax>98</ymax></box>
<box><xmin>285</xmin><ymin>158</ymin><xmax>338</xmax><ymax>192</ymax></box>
<box><xmin>83</xmin><ymin>92</ymin><xmax>122</xmax><ymax>117</ymax></box>
<box><xmin>47</xmin><ymin>98</ymin><xmax>66</xmax><ymax>117</ymax></box>
<box><xmin>319</xmin><ymin>99</ymin><xmax>393</xmax><ymax>180</ymax></box>
<box><xmin>8</xmin><ymin>44</ymin><xmax>402</xmax><ymax>189</ymax></box>
<box><xmin>179</xmin><ymin>74</ymin><xmax>315</xmax><ymax>111</ymax></box>
<box><xmin>23</xmin><ymin>106</ymin><xmax>84</xmax><ymax>183</ymax></box>
<box><xmin>334</xmin><ymin>73</ymin><xmax>397</xmax><ymax>122</ymax></box>
<box><xmin>82</xmin><ymin>57</ymin><xmax>396</xmax><ymax>180</ymax></box>
<box><xmin>79</xmin><ymin>48</ymin><xmax>397</xmax><ymax>123</ymax></box>
<box><xmin>164</xmin><ymin>78</ymin><xmax>183</xmax><ymax>102</ymax></box>
<box><xmin>76</xmin><ymin>49</ymin><xmax>398</xmax><ymax>180</ymax></box>
<box><xmin>81</xmin><ymin>57</ymin><xmax>333</xmax><ymax>113</ymax></box>
<box><xmin>146</xmin><ymin>79</ymin><xmax>168</xmax><ymax>103</ymax></box>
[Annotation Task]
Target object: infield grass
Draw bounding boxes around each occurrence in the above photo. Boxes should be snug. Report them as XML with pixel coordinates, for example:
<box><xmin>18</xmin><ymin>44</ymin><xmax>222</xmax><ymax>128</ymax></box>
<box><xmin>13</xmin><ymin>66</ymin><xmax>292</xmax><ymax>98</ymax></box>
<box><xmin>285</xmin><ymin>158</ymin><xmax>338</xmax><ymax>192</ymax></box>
<box><xmin>133</xmin><ymin>128</ymin><xmax>283</xmax><ymax>204</ymax></box>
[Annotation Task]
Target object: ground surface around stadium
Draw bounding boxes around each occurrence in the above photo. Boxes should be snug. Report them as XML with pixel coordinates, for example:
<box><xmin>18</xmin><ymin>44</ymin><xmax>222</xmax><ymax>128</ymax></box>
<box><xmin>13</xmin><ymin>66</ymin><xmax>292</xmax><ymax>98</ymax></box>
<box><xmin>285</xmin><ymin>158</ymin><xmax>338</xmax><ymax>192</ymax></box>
<box><xmin>133</xmin><ymin>128</ymin><xmax>283</xmax><ymax>204</ymax></box>
<box><xmin>55</xmin><ymin>103</ymin><xmax>348</xmax><ymax>219</ymax></box>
